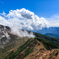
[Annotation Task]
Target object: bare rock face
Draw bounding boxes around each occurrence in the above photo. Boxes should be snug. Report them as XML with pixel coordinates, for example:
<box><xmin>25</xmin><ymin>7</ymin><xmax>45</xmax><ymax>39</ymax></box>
<box><xmin>0</xmin><ymin>25</ymin><xmax>11</xmax><ymax>44</ymax></box>
<box><xmin>0</xmin><ymin>25</ymin><xmax>11</xmax><ymax>32</ymax></box>
<box><xmin>0</xmin><ymin>25</ymin><xmax>17</xmax><ymax>48</ymax></box>
<box><xmin>25</xmin><ymin>49</ymin><xmax>59</xmax><ymax>59</ymax></box>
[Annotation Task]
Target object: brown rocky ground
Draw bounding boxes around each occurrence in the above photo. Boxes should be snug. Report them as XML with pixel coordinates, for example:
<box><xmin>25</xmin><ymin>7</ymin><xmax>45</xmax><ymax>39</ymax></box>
<box><xmin>24</xmin><ymin>41</ymin><xmax>59</xmax><ymax>59</ymax></box>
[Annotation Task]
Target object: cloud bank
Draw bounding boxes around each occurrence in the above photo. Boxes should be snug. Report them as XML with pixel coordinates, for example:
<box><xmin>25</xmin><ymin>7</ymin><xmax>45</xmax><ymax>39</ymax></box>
<box><xmin>0</xmin><ymin>8</ymin><xmax>50</xmax><ymax>31</ymax></box>
<box><xmin>0</xmin><ymin>8</ymin><xmax>59</xmax><ymax>31</ymax></box>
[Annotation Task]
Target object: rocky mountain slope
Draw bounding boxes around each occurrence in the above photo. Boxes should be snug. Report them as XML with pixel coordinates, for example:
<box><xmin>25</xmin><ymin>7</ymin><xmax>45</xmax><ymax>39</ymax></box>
<box><xmin>0</xmin><ymin>25</ymin><xmax>59</xmax><ymax>59</ymax></box>
<box><xmin>24</xmin><ymin>41</ymin><xmax>59</xmax><ymax>59</ymax></box>
<box><xmin>2</xmin><ymin>36</ymin><xmax>59</xmax><ymax>59</ymax></box>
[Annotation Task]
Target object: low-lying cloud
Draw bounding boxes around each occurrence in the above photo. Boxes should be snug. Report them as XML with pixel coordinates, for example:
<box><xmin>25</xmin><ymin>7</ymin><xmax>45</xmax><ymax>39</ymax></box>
<box><xmin>11</xmin><ymin>28</ymin><xmax>35</xmax><ymax>38</ymax></box>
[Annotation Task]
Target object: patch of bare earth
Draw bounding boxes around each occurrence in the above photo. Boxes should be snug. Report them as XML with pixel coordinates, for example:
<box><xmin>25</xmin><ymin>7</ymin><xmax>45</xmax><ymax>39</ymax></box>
<box><xmin>24</xmin><ymin>41</ymin><xmax>59</xmax><ymax>59</ymax></box>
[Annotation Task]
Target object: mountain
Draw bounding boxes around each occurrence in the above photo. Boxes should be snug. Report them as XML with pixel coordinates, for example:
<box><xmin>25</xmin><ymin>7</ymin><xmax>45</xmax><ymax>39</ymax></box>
<box><xmin>2</xmin><ymin>33</ymin><xmax>59</xmax><ymax>59</ymax></box>
<box><xmin>0</xmin><ymin>25</ymin><xmax>17</xmax><ymax>45</ymax></box>
<box><xmin>45</xmin><ymin>33</ymin><xmax>59</xmax><ymax>38</ymax></box>
<box><xmin>33</xmin><ymin>27</ymin><xmax>59</xmax><ymax>35</ymax></box>
<box><xmin>0</xmin><ymin>25</ymin><xmax>59</xmax><ymax>59</ymax></box>
<box><xmin>24</xmin><ymin>41</ymin><xmax>59</xmax><ymax>59</ymax></box>
<box><xmin>0</xmin><ymin>25</ymin><xmax>34</xmax><ymax>46</ymax></box>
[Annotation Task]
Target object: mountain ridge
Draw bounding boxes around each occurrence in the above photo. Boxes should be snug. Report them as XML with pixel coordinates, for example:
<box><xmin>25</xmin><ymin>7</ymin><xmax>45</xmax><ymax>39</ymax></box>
<box><xmin>0</xmin><ymin>25</ymin><xmax>59</xmax><ymax>59</ymax></box>
<box><xmin>33</xmin><ymin>27</ymin><xmax>59</xmax><ymax>35</ymax></box>
<box><xmin>45</xmin><ymin>33</ymin><xmax>59</xmax><ymax>38</ymax></box>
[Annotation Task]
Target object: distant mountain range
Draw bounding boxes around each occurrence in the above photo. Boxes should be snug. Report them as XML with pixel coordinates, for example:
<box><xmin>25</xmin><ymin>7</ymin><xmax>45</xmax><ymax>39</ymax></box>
<box><xmin>33</xmin><ymin>27</ymin><xmax>59</xmax><ymax>35</ymax></box>
<box><xmin>45</xmin><ymin>33</ymin><xmax>59</xmax><ymax>38</ymax></box>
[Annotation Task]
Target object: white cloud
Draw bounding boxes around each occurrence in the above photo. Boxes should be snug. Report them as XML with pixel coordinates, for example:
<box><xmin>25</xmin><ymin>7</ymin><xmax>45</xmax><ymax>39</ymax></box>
<box><xmin>47</xmin><ymin>13</ymin><xmax>59</xmax><ymax>27</ymax></box>
<box><xmin>0</xmin><ymin>8</ymin><xmax>49</xmax><ymax>30</ymax></box>
<box><xmin>0</xmin><ymin>8</ymin><xmax>59</xmax><ymax>31</ymax></box>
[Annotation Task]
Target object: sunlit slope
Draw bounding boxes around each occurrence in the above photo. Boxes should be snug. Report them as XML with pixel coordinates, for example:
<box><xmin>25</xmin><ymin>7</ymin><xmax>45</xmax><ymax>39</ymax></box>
<box><xmin>2</xmin><ymin>32</ymin><xmax>59</xmax><ymax>59</ymax></box>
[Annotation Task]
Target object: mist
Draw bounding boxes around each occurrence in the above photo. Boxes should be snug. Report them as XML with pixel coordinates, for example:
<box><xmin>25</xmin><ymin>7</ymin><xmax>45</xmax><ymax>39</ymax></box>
<box><xmin>11</xmin><ymin>28</ymin><xmax>35</xmax><ymax>38</ymax></box>
<box><xmin>0</xmin><ymin>24</ymin><xmax>35</xmax><ymax>49</ymax></box>
<box><xmin>0</xmin><ymin>8</ymin><xmax>50</xmax><ymax>47</ymax></box>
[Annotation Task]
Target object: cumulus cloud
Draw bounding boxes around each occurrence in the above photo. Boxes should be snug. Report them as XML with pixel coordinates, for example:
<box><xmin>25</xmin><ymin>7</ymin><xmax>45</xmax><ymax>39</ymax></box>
<box><xmin>0</xmin><ymin>8</ymin><xmax>59</xmax><ymax>32</ymax></box>
<box><xmin>46</xmin><ymin>13</ymin><xmax>59</xmax><ymax>27</ymax></box>
<box><xmin>0</xmin><ymin>8</ymin><xmax>49</xmax><ymax>30</ymax></box>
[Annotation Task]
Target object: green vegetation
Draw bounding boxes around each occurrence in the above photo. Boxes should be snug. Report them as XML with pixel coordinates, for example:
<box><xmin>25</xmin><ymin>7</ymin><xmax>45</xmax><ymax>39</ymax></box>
<box><xmin>35</xmin><ymin>37</ymin><xmax>58</xmax><ymax>50</ymax></box>
<box><xmin>0</xmin><ymin>37</ymin><xmax>28</xmax><ymax>59</ymax></box>
<box><xmin>3</xmin><ymin>38</ymin><xmax>37</xmax><ymax>59</ymax></box>
<box><xmin>0</xmin><ymin>32</ymin><xmax>59</xmax><ymax>59</ymax></box>
<box><xmin>34</xmin><ymin>32</ymin><xmax>59</xmax><ymax>49</ymax></box>
<box><xmin>55</xmin><ymin>51</ymin><xmax>58</xmax><ymax>56</ymax></box>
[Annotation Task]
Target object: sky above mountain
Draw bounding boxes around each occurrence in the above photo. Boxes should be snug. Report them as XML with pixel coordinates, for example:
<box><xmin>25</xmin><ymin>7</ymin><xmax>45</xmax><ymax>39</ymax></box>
<box><xmin>0</xmin><ymin>0</ymin><xmax>59</xmax><ymax>17</ymax></box>
<box><xmin>0</xmin><ymin>0</ymin><xmax>59</xmax><ymax>30</ymax></box>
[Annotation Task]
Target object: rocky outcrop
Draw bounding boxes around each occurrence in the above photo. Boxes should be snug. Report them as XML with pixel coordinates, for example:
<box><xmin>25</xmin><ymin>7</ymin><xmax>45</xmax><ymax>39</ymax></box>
<box><xmin>24</xmin><ymin>41</ymin><xmax>59</xmax><ymax>59</ymax></box>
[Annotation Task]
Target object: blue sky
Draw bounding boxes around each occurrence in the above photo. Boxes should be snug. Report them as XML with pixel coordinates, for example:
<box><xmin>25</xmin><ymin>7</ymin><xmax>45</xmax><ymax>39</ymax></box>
<box><xmin>0</xmin><ymin>0</ymin><xmax>59</xmax><ymax>18</ymax></box>
<box><xmin>0</xmin><ymin>0</ymin><xmax>59</xmax><ymax>30</ymax></box>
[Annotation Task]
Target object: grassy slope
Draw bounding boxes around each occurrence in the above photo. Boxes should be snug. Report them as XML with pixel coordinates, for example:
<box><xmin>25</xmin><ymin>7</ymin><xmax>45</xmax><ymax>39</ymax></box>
<box><xmin>34</xmin><ymin>32</ymin><xmax>59</xmax><ymax>48</ymax></box>
<box><xmin>3</xmin><ymin>38</ymin><xmax>37</xmax><ymax>59</ymax></box>
<box><xmin>1</xmin><ymin>32</ymin><xmax>59</xmax><ymax>59</ymax></box>
<box><xmin>0</xmin><ymin>37</ymin><xmax>29</xmax><ymax>59</ymax></box>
